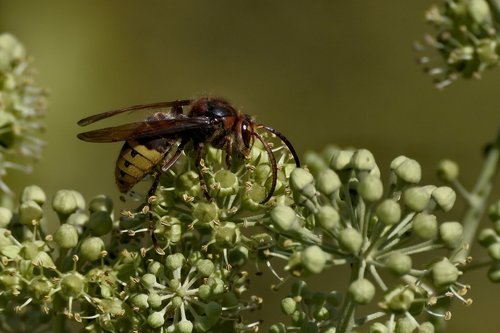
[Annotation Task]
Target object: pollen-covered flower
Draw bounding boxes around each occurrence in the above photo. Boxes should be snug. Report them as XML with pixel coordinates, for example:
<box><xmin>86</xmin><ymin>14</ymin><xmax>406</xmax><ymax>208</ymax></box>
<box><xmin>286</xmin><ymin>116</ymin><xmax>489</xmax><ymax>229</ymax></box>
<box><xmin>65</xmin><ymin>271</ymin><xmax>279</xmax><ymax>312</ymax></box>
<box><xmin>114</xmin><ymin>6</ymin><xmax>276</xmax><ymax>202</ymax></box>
<box><xmin>0</xmin><ymin>33</ymin><xmax>46</xmax><ymax>195</ymax></box>
<box><xmin>416</xmin><ymin>0</ymin><xmax>500</xmax><ymax>88</ymax></box>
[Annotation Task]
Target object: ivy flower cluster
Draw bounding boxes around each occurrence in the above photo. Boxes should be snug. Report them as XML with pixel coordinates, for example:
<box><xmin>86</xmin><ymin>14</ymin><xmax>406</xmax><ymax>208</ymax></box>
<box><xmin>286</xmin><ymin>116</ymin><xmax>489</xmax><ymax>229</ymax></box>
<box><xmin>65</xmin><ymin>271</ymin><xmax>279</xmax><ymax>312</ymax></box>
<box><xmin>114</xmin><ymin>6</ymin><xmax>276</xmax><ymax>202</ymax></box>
<box><xmin>0</xmin><ymin>33</ymin><xmax>46</xmax><ymax>195</ymax></box>
<box><xmin>0</xmin><ymin>134</ymin><xmax>297</xmax><ymax>333</ymax></box>
<box><xmin>416</xmin><ymin>0</ymin><xmax>500</xmax><ymax>89</ymax></box>
<box><xmin>264</xmin><ymin>147</ymin><xmax>471</xmax><ymax>333</ymax></box>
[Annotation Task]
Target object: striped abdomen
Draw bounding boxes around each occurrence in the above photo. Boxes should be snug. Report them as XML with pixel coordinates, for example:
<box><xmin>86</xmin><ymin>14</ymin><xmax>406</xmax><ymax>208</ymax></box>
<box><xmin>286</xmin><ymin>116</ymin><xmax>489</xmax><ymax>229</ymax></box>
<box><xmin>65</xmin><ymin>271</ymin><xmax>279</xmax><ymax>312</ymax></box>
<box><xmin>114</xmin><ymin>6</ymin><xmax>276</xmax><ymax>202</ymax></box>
<box><xmin>115</xmin><ymin>139</ymin><xmax>170</xmax><ymax>193</ymax></box>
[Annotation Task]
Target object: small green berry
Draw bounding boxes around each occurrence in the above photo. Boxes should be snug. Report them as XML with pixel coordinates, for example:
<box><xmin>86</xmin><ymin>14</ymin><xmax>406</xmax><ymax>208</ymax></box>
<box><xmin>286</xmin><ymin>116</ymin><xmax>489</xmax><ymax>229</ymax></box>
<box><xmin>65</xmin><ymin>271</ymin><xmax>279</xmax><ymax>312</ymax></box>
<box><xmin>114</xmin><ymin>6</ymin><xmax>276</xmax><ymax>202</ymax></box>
<box><xmin>87</xmin><ymin>211</ymin><xmax>113</xmax><ymax>236</ymax></box>
<box><xmin>478</xmin><ymin>228</ymin><xmax>498</xmax><ymax>247</ymax></box>
<box><xmin>488</xmin><ymin>243</ymin><xmax>500</xmax><ymax>260</ymax></box>
<box><xmin>281</xmin><ymin>297</ymin><xmax>297</xmax><ymax>315</ymax></box>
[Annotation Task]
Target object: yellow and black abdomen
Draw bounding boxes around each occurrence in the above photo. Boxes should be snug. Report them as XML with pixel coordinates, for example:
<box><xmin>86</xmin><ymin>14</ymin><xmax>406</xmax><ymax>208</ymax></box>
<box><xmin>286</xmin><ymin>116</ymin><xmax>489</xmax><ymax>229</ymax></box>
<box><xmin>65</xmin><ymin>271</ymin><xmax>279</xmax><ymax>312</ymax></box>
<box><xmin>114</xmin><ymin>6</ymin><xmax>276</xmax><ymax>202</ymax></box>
<box><xmin>115</xmin><ymin>139</ymin><xmax>170</xmax><ymax>193</ymax></box>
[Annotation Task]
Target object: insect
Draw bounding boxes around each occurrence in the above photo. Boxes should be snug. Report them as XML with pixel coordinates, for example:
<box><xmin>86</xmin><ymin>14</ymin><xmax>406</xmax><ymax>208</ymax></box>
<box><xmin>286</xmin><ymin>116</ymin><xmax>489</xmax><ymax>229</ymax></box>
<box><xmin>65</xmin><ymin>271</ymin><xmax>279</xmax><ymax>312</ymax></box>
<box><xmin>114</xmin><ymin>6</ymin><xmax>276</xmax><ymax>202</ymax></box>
<box><xmin>77</xmin><ymin>97</ymin><xmax>300</xmax><ymax>203</ymax></box>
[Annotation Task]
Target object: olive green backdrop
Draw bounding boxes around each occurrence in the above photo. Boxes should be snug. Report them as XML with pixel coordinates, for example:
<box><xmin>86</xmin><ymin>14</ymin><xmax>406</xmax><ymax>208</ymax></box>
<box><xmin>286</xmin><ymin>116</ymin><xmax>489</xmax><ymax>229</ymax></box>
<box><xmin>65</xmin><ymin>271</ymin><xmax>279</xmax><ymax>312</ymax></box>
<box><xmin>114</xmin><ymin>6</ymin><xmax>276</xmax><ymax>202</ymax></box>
<box><xmin>1</xmin><ymin>1</ymin><xmax>499</xmax><ymax>332</ymax></box>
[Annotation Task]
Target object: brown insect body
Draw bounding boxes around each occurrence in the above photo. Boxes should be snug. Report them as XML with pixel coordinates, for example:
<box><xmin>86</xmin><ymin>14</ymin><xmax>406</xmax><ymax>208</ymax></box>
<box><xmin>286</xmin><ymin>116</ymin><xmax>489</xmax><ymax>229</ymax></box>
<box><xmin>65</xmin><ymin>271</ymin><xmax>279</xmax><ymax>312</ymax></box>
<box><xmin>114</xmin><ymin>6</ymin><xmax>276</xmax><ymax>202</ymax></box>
<box><xmin>77</xmin><ymin>97</ymin><xmax>300</xmax><ymax>203</ymax></box>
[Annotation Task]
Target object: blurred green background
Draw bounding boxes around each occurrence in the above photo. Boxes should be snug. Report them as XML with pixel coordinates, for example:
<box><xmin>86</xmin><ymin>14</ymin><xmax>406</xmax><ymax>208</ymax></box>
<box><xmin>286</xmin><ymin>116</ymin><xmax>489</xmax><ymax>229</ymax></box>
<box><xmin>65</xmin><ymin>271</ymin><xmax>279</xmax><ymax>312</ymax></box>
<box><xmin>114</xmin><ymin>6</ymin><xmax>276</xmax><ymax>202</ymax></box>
<box><xmin>1</xmin><ymin>1</ymin><xmax>499</xmax><ymax>332</ymax></box>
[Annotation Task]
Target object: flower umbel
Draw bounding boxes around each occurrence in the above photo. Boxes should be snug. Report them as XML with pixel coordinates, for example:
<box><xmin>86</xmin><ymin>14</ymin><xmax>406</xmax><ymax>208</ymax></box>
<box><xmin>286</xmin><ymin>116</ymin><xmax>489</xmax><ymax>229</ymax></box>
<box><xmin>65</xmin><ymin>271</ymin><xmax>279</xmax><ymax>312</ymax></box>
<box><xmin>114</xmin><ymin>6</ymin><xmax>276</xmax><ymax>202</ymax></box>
<box><xmin>0</xmin><ymin>33</ymin><xmax>46</xmax><ymax>196</ymax></box>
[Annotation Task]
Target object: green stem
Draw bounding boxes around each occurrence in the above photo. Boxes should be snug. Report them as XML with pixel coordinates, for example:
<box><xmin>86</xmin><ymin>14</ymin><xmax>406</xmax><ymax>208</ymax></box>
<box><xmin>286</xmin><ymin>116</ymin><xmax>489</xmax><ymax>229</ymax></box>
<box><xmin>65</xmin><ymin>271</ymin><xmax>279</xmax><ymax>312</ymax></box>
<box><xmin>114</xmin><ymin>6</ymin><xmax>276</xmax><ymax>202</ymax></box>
<box><xmin>486</xmin><ymin>0</ymin><xmax>500</xmax><ymax>24</ymax></box>
<box><xmin>453</xmin><ymin>130</ymin><xmax>500</xmax><ymax>263</ymax></box>
<box><xmin>53</xmin><ymin>295</ymin><xmax>66</xmax><ymax>333</ymax></box>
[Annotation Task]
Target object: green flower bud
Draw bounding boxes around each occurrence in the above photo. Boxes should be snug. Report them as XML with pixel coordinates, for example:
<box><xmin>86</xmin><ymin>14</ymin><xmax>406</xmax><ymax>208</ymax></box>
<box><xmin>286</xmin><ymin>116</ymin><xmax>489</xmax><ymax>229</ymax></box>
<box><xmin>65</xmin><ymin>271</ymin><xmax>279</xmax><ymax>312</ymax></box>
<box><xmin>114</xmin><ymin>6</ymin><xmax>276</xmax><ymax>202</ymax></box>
<box><xmin>198</xmin><ymin>284</ymin><xmax>211</xmax><ymax>299</ymax></box>
<box><xmin>403</xmin><ymin>187</ymin><xmax>430</xmax><ymax>212</ymax></box>
<box><xmin>196</xmin><ymin>259</ymin><xmax>215</xmax><ymax>277</ymax></box>
<box><xmin>488</xmin><ymin>243</ymin><xmax>500</xmax><ymax>260</ymax></box>
<box><xmin>478</xmin><ymin>228</ymin><xmax>498</xmax><ymax>247</ymax></box>
<box><xmin>358</xmin><ymin>175</ymin><xmax>383</xmax><ymax>202</ymax></box>
<box><xmin>291</xmin><ymin>310</ymin><xmax>307</xmax><ymax>326</ymax></box>
<box><xmin>439</xmin><ymin>222</ymin><xmax>463</xmax><ymax>249</ymax></box>
<box><xmin>19</xmin><ymin>200</ymin><xmax>43</xmax><ymax>225</ymax></box>
<box><xmin>29</xmin><ymin>276</ymin><xmax>52</xmax><ymax>300</ymax></box>
<box><xmin>315</xmin><ymin>205</ymin><xmax>340</xmax><ymax>230</ymax></box>
<box><xmin>270</xmin><ymin>205</ymin><xmax>301</xmax><ymax>232</ymax></box>
<box><xmin>348</xmin><ymin>278</ymin><xmax>375</xmax><ymax>304</ymax></box>
<box><xmin>21</xmin><ymin>185</ymin><xmax>46</xmax><ymax>205</ymax></box>
<box><xmin>339</xmin><ymin>228</ymin><xmax>362</xmax><ymax>254</ymax></box>
<box><xmin>488</xmin><ymin>200</ymin><xmax>500</xmax><ymax>221</ymax></box>
<box><xmin>269</xmin><ymin>323</ymin><xmax>287</xmax><ymax>333</ymax></box>
<box><xmin>97</xmin><ymin>298</ymin><xmax>124</xmax><ymax>316</ymax></box>
<box><xmin>487</xmin><ymin>263</ymin><xmax>500</xmax><ymax>283</ymax></box>
<box><xmin>412</xmin><ymin>213</ymin><xmax>438</xmax><ymax>239</ymax></box>
<box><xmin>254</xmin><ymin>164</ymin><xmax>271</xmax><ymax>183</ymax></box>
<box><xmin>302</xmin><ymin>245</ymin><xmax>328</xmax><ymax>274</ymax></box>
<box><xmin>88</xmin><ymin>195</ymin><xmax>113</xmax><ymax>214</ymax></box>
<box><xmin>148</xmin><ymin>261</ymin><xmax>164</xmax><ymax>275</ymax></box>
<box><xmin>52</xmin><ymin>190</ymin><xmax>81</xmax><ymax>218</ymax></box>
<box><xmin>67</xmin><ymin>212</ymin><xmax>89</xmax><ymax>232</ymax></box>
<box><xmin>242</xmin><ymin>183</ymin><xmax>266</xmax><ymax>210</ymax></box>
<box><xmin>477</xmin><ymin>39</ymin><xmax>498</xmax><ymax>65</ymax></box>
<box><xmin>171</xmin><ymin>295</ymin><xmax>183</xmax><ymax>308</ymax></box>
<box><xmin>386</xmin><ymin>252</ymin><xmax>412</xmax><ymax>276</ymax></box>
<box><xmin>205</xmin><ymin>301</ymin><xmax>222</xmax><ymax>318</ymax></box>
<box><xmin>130</xmin><ymin>293</ymin><xmax>149</xmax><ymax>309</ymax></box>
<box><xmin>141</xmin><ymin>273</ymin><xmax>157</xmax><ymax>289</ymax></box>
<box><xmin>330</xmin><ymin>150</ymin><xmax>353</xmax><ymax>171</ymax></box>
<box><xmin>147</xmin><ymin>311</ymin><xmax>165</xmax><ymax>328</ymax></box>
<box><xmin>87</xmin><ymin>211</ymin><xmax>113</xmax><ymax>236</ymax></box>
<box><xmin>213</xmin><ymin>221</ymin><xmax>240</xmax><ymax>248</ymax></box>
<box><xmin>431</xmin><ymin>258</ymin><xmax>460</xmax><ymax>288</ymax></box>
<box><xmin>432</xmin><ymin>187</ymin><xmax>456</xmax><ymax>212</ymax></box>
<box><xmin>54</xmin><ymin>224</ymin><xmax>79</xmax><ymax>249</ymax></box>
<box><xmin>33</xmin><ymin>251</ymin><xmax>56</xmax><ymax>269</ymax></box>
<box><xmin>176</xmin><ymin>171</ymin><xmax>201</xmax><ymax>197</ymax></box>
<box><xmin>290</xmin><ymin>168</ymin><xmax>316</xmax><ymax>200</ymax></box>
<box><xmin>417</xmin><ymin>322</ymin><xmax>435</xmax><ymax>333</ymax></box>
<box><xmin>468</xmin><ymin>0</ymin><xmax>492</xmax><ymax>25</ymax></box>
<box><xmin>370</xmin><ymin>322</ymin><xmax>388</xmax><ymax>333</ymax></box>
<box><xmin>165</xmin><ymin>253</ymin><xmax>185</xmax><ymax>270</ymax></box>
<box><xmin>210</xmin><ymin>169</ymin><xmax>239</xmax><ymax>197</ymax></box>
<box><xmin>351</xmin><ymin>149</ymin><xmax>376</xmax><ymax>171</ymax></box>
<box><xmin>281</xmin><ymin>297</ymin><xmax>297</xmax><ymax>315</ymax></box>
<box><xmin>375</xmin><ymin>199</ymin><xmax>401</xmax><ymax>225</ymax></box>
<box><xmin>391</xmin><ymin>156</ymin><xmax>421</xmax><ymax>184</ymax></box>
<box><xmin>60</xmin><ymin>272</ymin><xmax>86</xmax><ymax>298</ymax></box>
<box><xmin>228</xmin><ymin>245</ymin><xmax>249</xmax><ymax>267</ymax></box>
<box><xmin>177</xmin><ymin>320</ymin><xmax>193</xmax><ymax>333</ymax></box>
<box><xmin>436</xmin><ymin>159</ymin><xmax>459</xmax><ymax>182</ymax></box>
<box><xmin>315</xmin><ymin>168</ymin><xmax>341</xmax><ymax>195</ymax></box>
<box><xmin>0</xmin><ymin>207</ymin><xmax>12</xmax><ymax>228</ymax></box>
<box><xmin>396</xmin><ymin>317</ymin><xmax>417</xmax><ymax>333</ymax></box>
<box><xmin>313</xmin><ymin>306</ymin><xmax>330</xmax><ymax>321</ymax></box>
<box><xmin>193</xmin><ymin>202</ymin><xmax>218</xmax><ymax>224</ymax></box>
<box><xmin>383</xmin><ymin>285</ymin><xmax>415</xmax><ymax>312</ymax></box>
<box><xmin>304</xmin><ymin>152</ymin><xmax>328</xmax><ymax>175</ymax></box>
<box><xmin>80</xmin><ymin>237</ymin><xmax>105</xmax><ymax>261</ymax></box>
<box><xmin>148</xmin><ymin>291</ymin><xmax>162</xmax><ymax>308</ymax></box>
<box><xmin>326</xmin><ymin>290</ymin><xmax>342</xmax><ymax>307</ymax></box>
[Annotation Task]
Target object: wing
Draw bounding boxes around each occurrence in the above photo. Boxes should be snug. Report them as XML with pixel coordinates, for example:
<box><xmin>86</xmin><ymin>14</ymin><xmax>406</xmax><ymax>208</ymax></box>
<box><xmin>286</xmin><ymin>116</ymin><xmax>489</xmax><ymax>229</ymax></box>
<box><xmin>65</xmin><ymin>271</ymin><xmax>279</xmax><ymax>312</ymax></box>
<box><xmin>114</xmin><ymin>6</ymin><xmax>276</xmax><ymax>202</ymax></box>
<box><xmin>77</xmin><ymin>99</ymin><xmax>193</xmax><ymax>126</ymax></box>
<box><xmin>77</xmin><ymin>117</ymin><xmax>212</xmax><ymax>143</ymax></box>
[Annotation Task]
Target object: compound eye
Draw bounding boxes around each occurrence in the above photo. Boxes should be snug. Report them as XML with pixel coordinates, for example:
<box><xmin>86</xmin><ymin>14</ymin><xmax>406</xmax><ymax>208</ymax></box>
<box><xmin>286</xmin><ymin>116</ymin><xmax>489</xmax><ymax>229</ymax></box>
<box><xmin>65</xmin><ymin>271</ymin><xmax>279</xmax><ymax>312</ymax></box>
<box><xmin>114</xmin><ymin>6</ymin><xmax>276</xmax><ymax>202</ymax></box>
<box><xmin>242</xmin><ymin>121</ymin><xmax>253</xmax><ymax>149</ymax></box>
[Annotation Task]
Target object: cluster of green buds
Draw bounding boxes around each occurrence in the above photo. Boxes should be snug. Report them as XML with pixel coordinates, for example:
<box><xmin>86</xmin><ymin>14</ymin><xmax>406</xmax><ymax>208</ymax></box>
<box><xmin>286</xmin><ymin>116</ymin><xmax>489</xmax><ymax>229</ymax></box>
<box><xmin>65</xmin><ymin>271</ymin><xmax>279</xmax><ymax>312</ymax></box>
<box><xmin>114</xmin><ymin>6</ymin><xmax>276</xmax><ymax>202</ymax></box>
<box><xmin>416</xmin><ymin>0</ymin><xmax>500</xmax><ymax>88</ymax></box>
<box><xmin>0</xmin><ymin>33</ymin><xmax>46</xmax><ymax>196</ymax></box>
<box><xmin>478</xmin><ymin>200</ymin><xmax>500</xmax><ymax>282</ymax></box>
<box><xmin>265</xmin><ymin>147</ymin><xmax>471</xmax><ymax>333</ymax></box>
